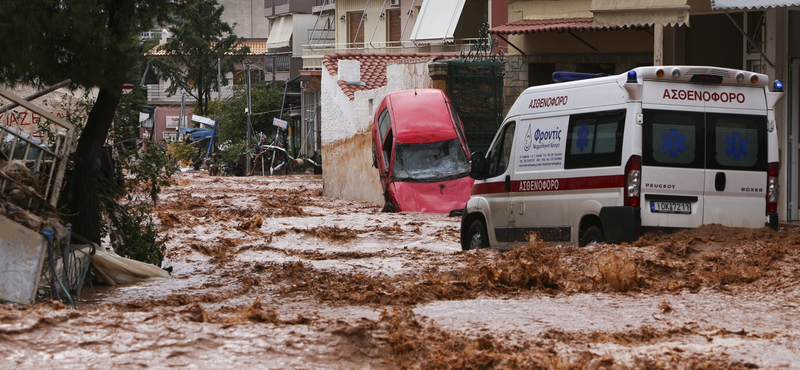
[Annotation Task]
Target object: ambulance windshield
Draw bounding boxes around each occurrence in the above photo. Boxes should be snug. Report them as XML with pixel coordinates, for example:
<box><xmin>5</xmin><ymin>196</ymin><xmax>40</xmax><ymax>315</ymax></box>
<box><xmin>393</xmin><ymin>139</ymin><xmax>469</xmax><ymax>182</ymax></box>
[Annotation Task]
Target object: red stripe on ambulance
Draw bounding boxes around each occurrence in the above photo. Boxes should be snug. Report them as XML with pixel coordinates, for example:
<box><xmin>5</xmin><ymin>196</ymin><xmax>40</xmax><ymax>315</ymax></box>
<box><xmin>471</xmin><ymin>175</ymin><xmax>625</xmax><ymax>195</ymax></box>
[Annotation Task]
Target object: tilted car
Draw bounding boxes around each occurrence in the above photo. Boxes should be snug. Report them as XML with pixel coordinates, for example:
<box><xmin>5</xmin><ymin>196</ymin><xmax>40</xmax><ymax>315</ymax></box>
<box><xmin>372</xmin><ymin>89</ymin><xmax>474</xmax><ymax>213</ymax></box>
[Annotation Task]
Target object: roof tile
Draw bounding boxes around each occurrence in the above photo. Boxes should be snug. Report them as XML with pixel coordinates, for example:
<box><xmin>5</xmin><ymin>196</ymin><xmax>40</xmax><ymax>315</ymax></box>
<box><xmin>323</xmin><ymin>53</ymin><xmax>458</xmax><ymax>100</ymax></box>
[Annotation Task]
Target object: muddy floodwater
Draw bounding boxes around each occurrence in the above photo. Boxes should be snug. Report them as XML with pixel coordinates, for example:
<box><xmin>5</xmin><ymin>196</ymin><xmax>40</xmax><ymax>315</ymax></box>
<box><xmin>2</xmin><ymin>172</ymin><xmax>800</xmax><ymax>369</ymax></box>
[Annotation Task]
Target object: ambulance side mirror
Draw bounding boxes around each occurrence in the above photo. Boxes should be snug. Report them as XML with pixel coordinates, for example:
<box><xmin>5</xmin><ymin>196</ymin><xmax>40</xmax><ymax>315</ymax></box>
<box><xmin>469</xmin><ymin>152</ymin><xmax>487</xmax><ymax>180</ymax></box>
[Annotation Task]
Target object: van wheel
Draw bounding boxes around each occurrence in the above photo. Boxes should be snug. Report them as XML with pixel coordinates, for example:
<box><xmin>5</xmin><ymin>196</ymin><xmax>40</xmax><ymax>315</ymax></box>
<box><xmin>382</xmin><ymin>202</ymin><xmax>396</xmax><ymax>213</ymax></box>
<box><xmin>463</xmin><ymin>220</ymin><xmax>489</xmax><ymax>250</ymax></box>
<box><xmin>579</xmin><ymin>225</ymin><xmax>605</xmax><ymax>247</ymax></box>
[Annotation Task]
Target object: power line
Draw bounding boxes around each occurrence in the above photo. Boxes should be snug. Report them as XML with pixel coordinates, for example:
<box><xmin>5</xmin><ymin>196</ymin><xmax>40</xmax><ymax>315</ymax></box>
<box><xmin>248</xmin><ymin>102</ymin><xmax>317</xmax><ymax>116</ymax></box>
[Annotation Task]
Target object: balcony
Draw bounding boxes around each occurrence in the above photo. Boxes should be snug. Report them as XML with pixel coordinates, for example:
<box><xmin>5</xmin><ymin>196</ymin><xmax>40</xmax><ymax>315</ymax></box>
<box><xmin>146</xmin><ymin>84</ymin><xmax>238</xmax><ymax>104</ymax></box>
<box><xmin>264</xmin><ymin>52</ymin><xmax>292</xmax><ymax>73</ymax></box>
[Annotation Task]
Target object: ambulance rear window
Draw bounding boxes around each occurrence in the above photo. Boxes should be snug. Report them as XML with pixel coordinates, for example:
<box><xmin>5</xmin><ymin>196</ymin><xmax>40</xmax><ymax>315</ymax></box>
<box><xmin>643</xmin><ymin>110</ymin><xmax>703</xmax><ymax>168</ymax></box>
<box><xmin>707</xmin><ymin>113</ymin><xmax>767</xmax><ymax>171</ymax></box>
<box><xmin>643</xmin><ymin>110</ymin><xmax>766</xmax><ymax>172</ymax></box>
<box><xmin>564</xmin><ymin>109</ymin><xmax>626</xmax><ymax>169</ymax></box>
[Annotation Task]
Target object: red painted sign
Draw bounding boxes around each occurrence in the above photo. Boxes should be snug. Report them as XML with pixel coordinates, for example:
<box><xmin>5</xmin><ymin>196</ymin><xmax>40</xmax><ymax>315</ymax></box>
<box><xmin>662</xmin><ymin>89</ymin><xmax>745</xmax><ymax>103</ymax></box>
<box><xmin>528</xmin><ymin>96</ymin><xmax>568</xmax><ymax>109</ymax></box>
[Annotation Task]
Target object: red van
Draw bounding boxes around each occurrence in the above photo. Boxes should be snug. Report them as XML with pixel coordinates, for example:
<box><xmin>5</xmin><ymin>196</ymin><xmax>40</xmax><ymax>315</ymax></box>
<box><xmin>371</xmin><ymin>89</ymin><xmax>474</xmax><ymax>213</ymax></box>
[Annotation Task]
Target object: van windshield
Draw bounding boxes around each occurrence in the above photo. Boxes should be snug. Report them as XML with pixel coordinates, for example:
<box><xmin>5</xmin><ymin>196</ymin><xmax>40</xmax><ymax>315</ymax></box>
<box><xmin>393</xmin><ymin>139</ymin><xmax>469</xmax><ymax>182</ymax></box>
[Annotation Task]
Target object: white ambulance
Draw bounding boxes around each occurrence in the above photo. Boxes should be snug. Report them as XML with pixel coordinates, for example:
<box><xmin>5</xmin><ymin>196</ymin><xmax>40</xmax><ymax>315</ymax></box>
<box><xmin>461</xmin><ymin>66</ymin><xmax>785</xmax><ymax>249</ymax></box>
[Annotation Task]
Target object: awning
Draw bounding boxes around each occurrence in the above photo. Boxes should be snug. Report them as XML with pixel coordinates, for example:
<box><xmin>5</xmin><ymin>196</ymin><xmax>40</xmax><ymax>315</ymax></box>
<box><xmin>489</xmin><ymin>18</ymin><xmax>633</xmax><ymax>35</ymax></box>
<box><xmin>590</xmin><ymin>0</ymin><xmax>690</xmax><ymax>27</ymax></box>
<box><xmin>711</xmin><ymin>0</ymin><xmax>800</xmax><ymax>8</ymax></box>
<box><xmin>267</xmin><ymin>16</ymin><xmax>293</xmax><ymax>49</ymax></box>
<box><xmin>409</xmin><ymin>0</ymin><xmax>467</xmax><ymax>44</ymax></box>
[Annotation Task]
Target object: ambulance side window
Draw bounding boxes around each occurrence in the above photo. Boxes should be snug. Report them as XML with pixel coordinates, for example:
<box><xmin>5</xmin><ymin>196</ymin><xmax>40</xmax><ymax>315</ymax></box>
<box><xmin>642</xmin><ymin>109</ymin><xmax>704</xmax><ymax>168</ymax></box>
<box><xmin>564</xmin><ymin>109</ymin><xmax>625</xmax><ymax>169</ymax></box>
<box><xmin>488</xmin><ymin>121</ymin><xmax>516</xmax><ymax>177</ymax></box>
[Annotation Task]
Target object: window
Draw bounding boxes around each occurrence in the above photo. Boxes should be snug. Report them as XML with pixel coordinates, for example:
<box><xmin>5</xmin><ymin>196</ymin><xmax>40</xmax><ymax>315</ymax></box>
<box><xmin>383</xmin><ymin>129</ymin><xmax>393</xmax><ymax>168</ymax></box>
<box><xmin>378</xmin><ymin>109</ymin><xmax>391</xmax><ymax>141</ymax></box>
<box><xmin>487</xmin><ymin>121</ymin><xmax>515</xmax><ymax>177</ymax></box>
<box><xmin>393</xmin><ymin>139</ymin><xmax>469</xmax><ymax>182</ymax></box>
<box><xmin>564</xmin><ymin>110</ymin><xmax>626</xmax><ymax>169</ymax></box>
<box><xmin>387</xmin><ymin>9</ymin><xmax>402</xmax><ymax>46</ymax></box>
<box><xmin>348</xmin><ymin>12</ymin><xmax>365</xmax><ymax>47</ymax></box>
<box><xmin>644</xmin><ymin>109</ymin><xmax>767</xmax><ymax>172</ymax></box>
<box><xmin>162</xmin><ymin>132</ymin><xmax>177</xmax><ymax>142</ymax></box>
<box><xmin>706</xmin><ymin>113</ymin><xmax>767</xmax><ymax>171</ymax></box>
<box><xmin>642</xmin><ymin>109</ymin><xmax>704</xmax><ymax>169</ymax></box>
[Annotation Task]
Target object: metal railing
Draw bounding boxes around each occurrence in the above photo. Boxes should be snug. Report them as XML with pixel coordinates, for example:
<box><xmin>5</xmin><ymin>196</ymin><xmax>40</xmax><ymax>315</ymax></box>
<box><xmin>146</xmin><ymin>84</ymin><xmax>238</xmax><ymax>103</ymax></box>
<box><xmin>265</xmin><ymin>53</ymin><xmax>292</xmax><ymax>72</ymax></box>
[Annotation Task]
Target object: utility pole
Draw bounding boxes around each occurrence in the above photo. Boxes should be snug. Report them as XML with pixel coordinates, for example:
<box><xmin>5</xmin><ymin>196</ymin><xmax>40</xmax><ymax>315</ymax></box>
<box><xmin>217</xmin><ymin>58</ymin><xmax>222</xmax><ymax>110</ymax></box>
<box><xmin>245</xmin><ymin>61</ymin><xmax>253</xmax><ymax>175</ymax></box>
<box><xmin>179</xmin><ymin>93</ymin><xmax>185</xmax><ymax>131</ymax></box>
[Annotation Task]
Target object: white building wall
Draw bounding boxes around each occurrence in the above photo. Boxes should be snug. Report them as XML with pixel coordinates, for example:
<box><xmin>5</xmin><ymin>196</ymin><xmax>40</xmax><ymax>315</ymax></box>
<box><xmin>219</xmin><ymin>0</ymin><xmax>270</xmax><ymax>38</ymax></box>
<box><xmin>320</xmin><ymin>60</ymin><xmax>435</xmax><ymax>206</ymax></box>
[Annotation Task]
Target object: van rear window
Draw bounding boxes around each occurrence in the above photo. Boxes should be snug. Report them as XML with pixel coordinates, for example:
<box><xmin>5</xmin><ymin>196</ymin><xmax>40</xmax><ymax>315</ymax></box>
<box><xmin>564</xmin><ymin>109</ymin><xmax>626</xmax><ymax>169</ymax></box>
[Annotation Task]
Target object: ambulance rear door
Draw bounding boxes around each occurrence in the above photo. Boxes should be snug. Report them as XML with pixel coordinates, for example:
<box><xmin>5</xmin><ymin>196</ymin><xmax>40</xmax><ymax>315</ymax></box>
<box><xmin>702</xmin><ymin>84</ymin><xmax>769</xmax><ymax>228</ymax></box>
<box><xmin>640</xmin><ymin>82</ymin><xmax>706</xmax><ymax>229</ymax></box>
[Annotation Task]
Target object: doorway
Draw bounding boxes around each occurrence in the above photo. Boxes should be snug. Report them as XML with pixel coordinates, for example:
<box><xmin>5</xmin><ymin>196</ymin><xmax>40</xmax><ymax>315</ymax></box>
<box><xmin>789</xmin><ymin>59</ymin><xmax>799</xmax><ymax>220</ymax></box>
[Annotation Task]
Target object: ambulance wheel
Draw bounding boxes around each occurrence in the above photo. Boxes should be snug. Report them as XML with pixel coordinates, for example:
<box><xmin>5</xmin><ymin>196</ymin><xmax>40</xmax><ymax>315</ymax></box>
<box><xmin>579</xmin><ymin>225</ymin><xmax>604</xmax><ymax>247</ymax></box>
<box><xmin>464</xmin><ymin>219</ymin><xmax>489</xmax><ymax>250</ymax></box>
<box><xmin>382</xmin><ymin>202</ymin><xmax>396</xmax><ymax>213</ymax></box>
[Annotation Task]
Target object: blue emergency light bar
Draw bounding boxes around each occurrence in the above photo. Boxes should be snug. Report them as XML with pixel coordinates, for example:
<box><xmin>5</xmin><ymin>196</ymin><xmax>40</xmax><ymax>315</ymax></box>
<box><xmin>626</xmin><ymin>70</ymin><xmax>637</xmax><ymax>83</ymax></box>
<box><xmin>773</xmin><ymin>80</ymin><xmax>784</xmax><ymax>92</ymax></box>
<box><xmin>552</xmin><ymin>71</ymin><xmax>608</xmax><ymax>82</ymax></box>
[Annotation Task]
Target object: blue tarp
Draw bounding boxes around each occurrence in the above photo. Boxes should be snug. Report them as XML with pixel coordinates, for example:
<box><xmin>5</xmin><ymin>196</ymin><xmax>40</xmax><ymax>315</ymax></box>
<box><xmin>179</xmin><ymin>127</ymin><xmax>218</xmax><ymax>142</ymax></box>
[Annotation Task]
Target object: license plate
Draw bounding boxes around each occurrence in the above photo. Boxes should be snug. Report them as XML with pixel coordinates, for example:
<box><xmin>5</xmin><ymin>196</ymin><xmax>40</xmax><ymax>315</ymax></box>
<box><xmin>650</xmin><ymin>201</ymin><xmax>691</xmax><ymax>214</ymax></box>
